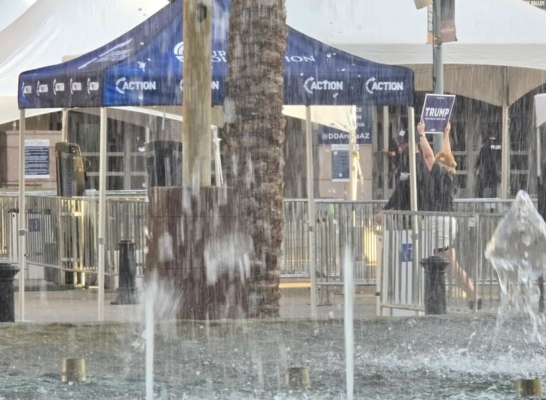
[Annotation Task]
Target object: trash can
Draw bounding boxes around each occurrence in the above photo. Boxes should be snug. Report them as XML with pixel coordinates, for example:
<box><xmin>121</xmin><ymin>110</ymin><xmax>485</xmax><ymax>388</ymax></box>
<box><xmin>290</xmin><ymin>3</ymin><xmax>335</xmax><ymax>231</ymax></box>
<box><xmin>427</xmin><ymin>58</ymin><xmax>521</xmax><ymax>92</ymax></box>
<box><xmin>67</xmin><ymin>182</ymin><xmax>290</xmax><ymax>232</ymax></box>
<box><xmin>55</xmin><ymin>142</ymin><xmax>85</xmax><ymax>197</ymax></box>
<box><xmin>146</xmin><ymin>140</ymin><xmax>183</xmax><ymax>188</ymax></box>
<box><xmin>0</xmin><ymin>263</ymin><xmax>19</xmax><ymax>322</ymax></box>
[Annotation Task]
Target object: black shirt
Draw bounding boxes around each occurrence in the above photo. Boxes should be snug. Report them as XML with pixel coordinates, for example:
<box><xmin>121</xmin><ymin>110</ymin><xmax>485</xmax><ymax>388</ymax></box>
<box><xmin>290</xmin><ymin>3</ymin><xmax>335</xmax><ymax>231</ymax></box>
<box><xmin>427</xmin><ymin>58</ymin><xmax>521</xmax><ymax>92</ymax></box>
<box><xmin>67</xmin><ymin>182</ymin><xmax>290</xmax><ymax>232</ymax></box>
<box><xmin>429</xmin><ymin>162</ymin><xmax>458</xmax><ymax>212</ymax></box>
<box><xmin>388</xmin><ymin>139</ymin><xmax>400</xmax><ymax>172</ymax></box>
<box><xmin>384</xmin><ymin>153</ymin><xmax>434</xmax><ymax>212</ymax></box>
<box><xmin>475</xmin><ymin>138</ymin><xmax>501</xmax><ymax>183</ymax></box>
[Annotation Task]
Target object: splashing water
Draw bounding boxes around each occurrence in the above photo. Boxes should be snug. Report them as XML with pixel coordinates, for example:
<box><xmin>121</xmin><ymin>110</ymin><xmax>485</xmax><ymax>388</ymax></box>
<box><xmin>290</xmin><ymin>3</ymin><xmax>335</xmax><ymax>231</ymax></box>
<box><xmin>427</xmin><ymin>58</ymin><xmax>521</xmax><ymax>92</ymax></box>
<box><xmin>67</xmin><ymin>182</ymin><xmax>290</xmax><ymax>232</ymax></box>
<box><xmin>145</xmin><ymin>286</ymin><xmax>154</xmax><ymax>400</ymax></box>
<box><xmin>485</xmin><ymin>190</ymin><xmax>546</xmax><ymax>342</ymax></box>
<box><xmin>141</xmin><ymin>272</ymin><xmax>182</xmax><ymax>399</ymax></box>
<box><xmin>344</xmin><ymin>246</ymin><xmax>354</xmax><ymax>400</ymax></box>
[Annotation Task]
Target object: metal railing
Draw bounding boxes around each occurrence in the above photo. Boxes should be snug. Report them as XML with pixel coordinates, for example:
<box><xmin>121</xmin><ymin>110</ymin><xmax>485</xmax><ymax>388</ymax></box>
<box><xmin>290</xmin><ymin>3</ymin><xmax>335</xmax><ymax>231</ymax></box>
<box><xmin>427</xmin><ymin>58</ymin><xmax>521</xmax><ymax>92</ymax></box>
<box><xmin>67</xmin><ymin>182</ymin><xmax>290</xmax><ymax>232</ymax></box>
<box><xmin>4</xmin><ymin>195</ymin><xmax>148</xmax><ymax>286</ymax></box>
<box><xmin>282</xmin><ymin>199</ymin><xmax>386</xmax><ymax>279</ymax></box>
<box><xmin>379</xmin><ymin>210</ymin><xmax>506</xmax><ymax>315</ymax></box>
<box><xmin>281</xmin><ymin>198</ymin><xmax>531</xmax><ymax>281</ymax></box>
<box><xmin>1</xmin><ymin>194</ymin><xmax>525</xmax><ymax>292</ymax></box>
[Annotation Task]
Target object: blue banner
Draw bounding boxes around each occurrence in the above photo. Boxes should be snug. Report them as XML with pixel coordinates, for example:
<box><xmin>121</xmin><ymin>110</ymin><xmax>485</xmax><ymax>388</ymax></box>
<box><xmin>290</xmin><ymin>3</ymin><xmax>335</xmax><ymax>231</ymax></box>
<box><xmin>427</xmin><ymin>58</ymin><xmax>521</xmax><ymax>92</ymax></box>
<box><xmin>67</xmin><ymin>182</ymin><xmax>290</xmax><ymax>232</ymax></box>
<box><xmin>19</xmin><ymin>0</ymin><xmax>414</xmax><ymax>109</ymax></box>
<box><xmin>421</xmin><ymin>94</ymin><xmax>456</xmax><ymax>134</ymax></box>
<box><xmin>318</xmin><ymin>105</ymin><xmax>373</xmax><ymax>145</ymax></box>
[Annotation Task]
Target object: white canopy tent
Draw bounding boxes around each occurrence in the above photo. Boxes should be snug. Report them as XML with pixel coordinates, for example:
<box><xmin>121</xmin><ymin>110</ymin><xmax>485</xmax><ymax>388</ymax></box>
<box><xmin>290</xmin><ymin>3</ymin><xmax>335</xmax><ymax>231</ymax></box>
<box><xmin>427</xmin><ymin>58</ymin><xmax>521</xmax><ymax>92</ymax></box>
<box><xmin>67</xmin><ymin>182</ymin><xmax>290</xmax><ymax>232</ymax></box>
<box><xmin>286</xmin><ymin>0</ymin><xmax>546</xmax><ymax>198</ymax></box>
<box><xmin>0</xmin><ymin>0</ymin><xmax>360</xmax><ymax>132</ymax></box>
<box><xmin>0</xmin><ymin>0</ymin><xmax>36</xmax><ymax>33</ymax></box>
<box><xmin>0</xmin><ymin>0</ymin><xmax>170</xmax><ymax>125</ymax></box>
<box><xmin>535</xmin><ymin>93</ymin><xmax>546</xmax><ymax>180</ymax></box>
<box><xmin>536</xmin><ymin>94</ymin><xmax>546</xmax><ymax>129</ymax></box>
<box><xmin>6</xmin><ymin>0</ymin><xmax>383</xmax><ymax>321</ymax></box>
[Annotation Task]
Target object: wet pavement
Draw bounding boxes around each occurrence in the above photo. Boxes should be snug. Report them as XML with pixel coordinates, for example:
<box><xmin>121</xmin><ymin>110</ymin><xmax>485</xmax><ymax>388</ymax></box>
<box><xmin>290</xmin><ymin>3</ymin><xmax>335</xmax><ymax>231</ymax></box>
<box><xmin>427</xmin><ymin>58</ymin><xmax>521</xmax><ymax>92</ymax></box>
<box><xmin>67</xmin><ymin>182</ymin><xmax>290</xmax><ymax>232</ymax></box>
<box><xmin>12</xmin><ymin>283</ymin><xmax>378</xmax><ymax>323</ymax></box>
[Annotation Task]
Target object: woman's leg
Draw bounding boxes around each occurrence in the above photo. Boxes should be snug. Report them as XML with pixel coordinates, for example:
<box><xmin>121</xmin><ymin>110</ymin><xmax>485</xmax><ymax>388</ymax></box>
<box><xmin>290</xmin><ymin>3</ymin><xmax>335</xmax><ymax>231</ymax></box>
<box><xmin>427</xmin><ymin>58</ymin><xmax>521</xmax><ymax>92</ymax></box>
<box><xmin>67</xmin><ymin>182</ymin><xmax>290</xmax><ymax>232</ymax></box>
<box><xmin>439</xmin><ymin>247</ymin><xmax>475</xmax><ymax>298</ymax></box>
<box><xmin>437</xmin><ymin>216</ymin><xmax>476</xmax><ymax>298</ymax></box>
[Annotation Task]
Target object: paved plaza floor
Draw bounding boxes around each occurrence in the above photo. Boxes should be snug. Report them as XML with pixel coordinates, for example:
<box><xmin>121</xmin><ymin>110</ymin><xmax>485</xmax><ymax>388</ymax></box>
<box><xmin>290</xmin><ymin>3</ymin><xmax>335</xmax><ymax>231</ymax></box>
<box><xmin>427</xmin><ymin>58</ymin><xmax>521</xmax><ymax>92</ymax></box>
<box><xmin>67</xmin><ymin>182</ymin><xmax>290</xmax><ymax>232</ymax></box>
<box><xmin>12</xmin><ymin>282</ymin><xmax>379</xmax><ymax>323</ymax></box>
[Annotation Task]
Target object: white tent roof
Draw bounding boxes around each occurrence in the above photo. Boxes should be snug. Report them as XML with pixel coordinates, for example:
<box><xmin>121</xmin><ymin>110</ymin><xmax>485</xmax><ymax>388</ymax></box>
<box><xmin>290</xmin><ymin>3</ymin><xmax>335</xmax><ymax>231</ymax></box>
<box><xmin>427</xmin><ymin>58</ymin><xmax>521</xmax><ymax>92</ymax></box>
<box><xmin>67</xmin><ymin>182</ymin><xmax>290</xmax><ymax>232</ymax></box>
<box><xmin>0</xmin><ymin>0</ymin><xmax>37</xmax><ymax>33</ymax></box>
<box><xmin>0</xmin><ymin>0</ymin><xmax>356</xmax><ymax>132</ymax></box>
<box><xmin>536</xmin><ymin>94</ymin><xmax>546</xmax><ymax>128</ymax></box>
<box><xmin>286</xmin><ymin>0</ymin><xmax>546</xmax><ymax>106</ymax></box>
<box><xmin>0</xmin><ymin>0</ymin><xmax>169</xmax><ymax>125</ymax></box>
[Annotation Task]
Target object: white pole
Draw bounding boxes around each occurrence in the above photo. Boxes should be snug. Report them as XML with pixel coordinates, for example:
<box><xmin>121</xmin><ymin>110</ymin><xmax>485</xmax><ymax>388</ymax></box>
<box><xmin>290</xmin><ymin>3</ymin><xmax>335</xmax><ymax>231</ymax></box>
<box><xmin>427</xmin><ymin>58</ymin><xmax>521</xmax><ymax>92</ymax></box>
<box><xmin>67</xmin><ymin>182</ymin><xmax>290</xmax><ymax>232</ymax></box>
<box><xmin>61</xmin><ymin>109</ymin><xmax>68</xmax><ymax>142</ymax></box>
<box><xmin>382</xmin><ymin>106</ymin><xmax>389</xmax><ymax>198</ymax></box>
<box><xmin>536</xmin><ymin>99</ymin><xmax>542</xmax><ymax>181</ymax></box>
<box><xmin>407</xmin><ymin>108</ymin><xmax>418</xmax><ymax>213</ymax></box>
<box><xmin>349</xmin><ymin>127</ymin><xmax>358</xmax><ymax>201</ymax></box>
<box><xmin>343</xmin><ymin>247</ymin><xmax>354</xmax><ymax>400</ymax></box>
<box><xmin>500</xmin><ymin>67</ymin><xmax>510</xmax><ymax>199</ymax></box>
<box><xmin>500</xmin><ymin>104</ymin><xmax>510</xmax><ymax>199</ymax></box>
<box><xmin>18</xmin><ymin>110</ymin><xmax>26</xmax><ymax>322</ymax></box>
<box><xmin>537</xmin><ymin>127</ymin><xmax>542</xmax><ymax>180</ymax></box>
<box><xmin>407</xmin><ymin>107</ymin><xmax>420</xmax><ymax>304</ymax></box>
<box><xmin>348</xmin><ymin>106</ymin><xmax>358</xmax><ymax>201</ymax></box>
<box><xmin>212</xmin><ymin>126</ymin><xmax>223</xmax><ymax>187</ymax></box>
<box><xmin>98</xmin><ymin>107</ymin><xmax>107</xmax><ymax>321</ymax></box>
<box><xmin>305</xmin><ymin>106</ymin><xmax>317</xmax><ymax>316</ymax></box>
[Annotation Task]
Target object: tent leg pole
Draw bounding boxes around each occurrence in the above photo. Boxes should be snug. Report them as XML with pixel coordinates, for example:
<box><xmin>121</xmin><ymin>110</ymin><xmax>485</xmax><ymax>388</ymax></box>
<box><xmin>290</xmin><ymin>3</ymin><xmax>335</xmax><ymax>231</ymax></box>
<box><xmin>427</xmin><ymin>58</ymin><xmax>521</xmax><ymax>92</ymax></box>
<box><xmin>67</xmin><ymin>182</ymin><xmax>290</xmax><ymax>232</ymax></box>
<box><xmin>305</xmin><ymin>106</ymin><xmax>317</xmax><ymax>317</ymax></box>
<box><xmin>500</xmin><ymin>66</ymin><xmax>510</xmax><ymax>199</ymax></box>
<box><xmin>538</xmin><ymin>127</ymin><xmax>542</xmax><ymax>180</ymax></box>
<box><xmin>407</xmin><ymin>108</ymin><xmax>418</xmax><ymax>213</ymax></box>
<box><xmin>407</xmin><ymin>107</ymin><xmax>420</xmax><ymax>304</ymax></box>
<box><xmin>349</xmin><ymin>107</ymin><xmax>358</xmax><ymax>201</ymax></box>
<box><xmin>61</xmin><ymin>109</ymin><xmax>69</xmax><ymax>142</ymax></box>
<box><xmin>98</xmin><ymin>108</ymin><xmax>107</xmax><ymax>322</ymax></box>
<box><xmin>18</xmin><ymin>110</ymin><xmax>26</xmax><ymax>322</ymax></box>
<box><xmin>501</xmin><ymin>104</ymin><xmax>510</xmax><ymax>199</ymax></box>
<box><xmin>382</xmin><ymin>106</ymin><xmax>389</xmax><ymax>198</ymax></box>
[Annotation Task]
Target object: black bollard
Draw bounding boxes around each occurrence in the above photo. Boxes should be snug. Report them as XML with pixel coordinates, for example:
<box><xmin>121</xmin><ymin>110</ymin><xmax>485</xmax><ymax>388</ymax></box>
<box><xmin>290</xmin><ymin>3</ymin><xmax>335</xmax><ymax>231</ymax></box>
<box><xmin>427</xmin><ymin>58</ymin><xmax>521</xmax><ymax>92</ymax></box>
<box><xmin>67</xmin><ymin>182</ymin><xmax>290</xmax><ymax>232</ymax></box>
<box><xmin>111</xmin><ymin>240</ymin><xmax>139</xmax><ymax>305</ymax></box>
<box><xmin>0</xmin><ymin>263</ymin><xmax>19</xmax><ymax>322</ymax></box>
<box><xmin>420</xmin><ymin>255</ymin><xmax>449</xmax><ymax>315</ymax></box>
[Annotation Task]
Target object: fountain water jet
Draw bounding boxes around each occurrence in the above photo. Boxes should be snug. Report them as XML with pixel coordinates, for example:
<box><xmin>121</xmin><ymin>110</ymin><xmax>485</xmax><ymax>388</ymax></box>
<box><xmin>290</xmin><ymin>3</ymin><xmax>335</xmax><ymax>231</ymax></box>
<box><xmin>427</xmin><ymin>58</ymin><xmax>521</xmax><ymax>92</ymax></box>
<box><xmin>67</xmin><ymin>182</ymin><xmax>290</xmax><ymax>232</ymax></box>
<box><xmin>145</xmin><ymin>287</ymin><xmax>154</xmax><ymax>400</ymax></box>
<box><xmin>344</xmin><ymin>246</ymin><xmax>354</xmax><ymax>400</ymax></box>
<box><xmin>486</xmin><ymin>190</ymin><xmax>546</xmax><ymax>342</ymax></box>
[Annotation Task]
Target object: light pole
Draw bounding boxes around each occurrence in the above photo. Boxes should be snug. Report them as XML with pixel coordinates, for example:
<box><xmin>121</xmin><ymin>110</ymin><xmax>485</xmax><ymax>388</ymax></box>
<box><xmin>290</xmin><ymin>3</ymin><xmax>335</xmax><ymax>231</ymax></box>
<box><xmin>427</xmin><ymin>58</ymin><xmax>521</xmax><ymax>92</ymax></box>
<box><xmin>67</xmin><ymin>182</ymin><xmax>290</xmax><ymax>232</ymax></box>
<box><xmin>414</xmin><ymin>0</ymin><xmax>444</xmax><ymax>152</ymax></box>
<box><xmin>432</xmin><ymin>0</ymin><xmax>444</xmax><ymax>153</ymax></box>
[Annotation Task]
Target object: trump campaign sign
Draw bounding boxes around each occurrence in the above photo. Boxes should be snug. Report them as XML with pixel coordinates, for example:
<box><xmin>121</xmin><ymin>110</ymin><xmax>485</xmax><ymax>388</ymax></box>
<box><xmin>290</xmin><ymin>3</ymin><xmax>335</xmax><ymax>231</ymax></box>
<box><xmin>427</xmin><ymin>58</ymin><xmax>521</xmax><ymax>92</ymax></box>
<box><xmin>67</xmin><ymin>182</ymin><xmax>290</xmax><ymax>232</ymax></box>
<box><xmin>421</xmin><ymin>94</ymin><xmax>456</xmax><ymax>134</ymax></box>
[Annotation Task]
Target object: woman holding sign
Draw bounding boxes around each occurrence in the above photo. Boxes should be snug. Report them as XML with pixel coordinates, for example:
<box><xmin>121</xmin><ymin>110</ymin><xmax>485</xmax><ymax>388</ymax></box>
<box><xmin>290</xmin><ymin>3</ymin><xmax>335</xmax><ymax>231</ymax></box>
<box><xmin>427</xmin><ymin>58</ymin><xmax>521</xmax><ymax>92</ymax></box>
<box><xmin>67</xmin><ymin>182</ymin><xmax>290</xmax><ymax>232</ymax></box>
<box><xmin>418</xmin><ymin>121</ymin><xmax>481</xmax><ymax>310</ymax></box>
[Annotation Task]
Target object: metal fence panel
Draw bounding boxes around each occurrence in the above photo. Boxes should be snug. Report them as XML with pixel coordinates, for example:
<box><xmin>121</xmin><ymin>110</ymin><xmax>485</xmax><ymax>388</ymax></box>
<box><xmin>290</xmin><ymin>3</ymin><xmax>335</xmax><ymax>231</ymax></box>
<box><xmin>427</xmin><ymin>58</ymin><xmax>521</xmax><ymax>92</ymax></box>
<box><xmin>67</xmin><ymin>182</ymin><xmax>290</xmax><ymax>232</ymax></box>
<box><xmin>0</xmin><ymin>195</ymin><xmax>524</xmax><ymax>294</ymax></box>
<box><xmin>379</xmin><ymin>210</ymin><xmax>505</xmax><ymax>315</ymax></box>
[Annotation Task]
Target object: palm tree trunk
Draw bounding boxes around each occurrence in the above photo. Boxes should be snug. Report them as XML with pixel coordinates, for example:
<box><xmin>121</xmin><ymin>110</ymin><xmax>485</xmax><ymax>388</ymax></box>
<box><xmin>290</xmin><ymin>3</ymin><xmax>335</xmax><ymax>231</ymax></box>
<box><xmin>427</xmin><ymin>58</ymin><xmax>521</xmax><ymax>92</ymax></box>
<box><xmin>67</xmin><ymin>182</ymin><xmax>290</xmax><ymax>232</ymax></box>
<box><xmin>223</xmin><ymin>0</ymin><xmax>287</xmax><ymax>317</ymax></box>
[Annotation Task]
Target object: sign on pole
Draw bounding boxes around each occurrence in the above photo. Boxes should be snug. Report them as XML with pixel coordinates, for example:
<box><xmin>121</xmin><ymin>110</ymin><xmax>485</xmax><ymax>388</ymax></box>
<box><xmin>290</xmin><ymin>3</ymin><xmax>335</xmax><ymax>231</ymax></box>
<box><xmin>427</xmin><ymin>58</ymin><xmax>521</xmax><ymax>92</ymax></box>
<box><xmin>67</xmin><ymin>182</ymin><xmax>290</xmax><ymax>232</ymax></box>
<box><xmin>331</xmin><ymin>144</ymin><xmax>350</xmax><ymax>182</ymax></box>
<box><xmin>25</xmin><ymin>139</ymin><xmax>50</xmax><ymax>179</ymax></box>
<box><xmin>420</xmin><ymin>94</ymin><xmax>456</xmax><ymax>134</ymax></box>
<box><xmin>427</xmin><ymin>0</ymin><xmax>457</xmax><ymax>43</ymax></box>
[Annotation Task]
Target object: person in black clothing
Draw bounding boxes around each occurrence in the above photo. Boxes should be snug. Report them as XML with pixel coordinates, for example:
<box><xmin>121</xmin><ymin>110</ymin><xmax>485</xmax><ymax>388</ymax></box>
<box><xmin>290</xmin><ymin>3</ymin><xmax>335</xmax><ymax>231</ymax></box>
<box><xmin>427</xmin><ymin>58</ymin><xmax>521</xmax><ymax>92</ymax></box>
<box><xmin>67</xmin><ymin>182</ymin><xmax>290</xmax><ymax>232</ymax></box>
<box><xmin>383</xmin><ymin>129</ymin><xmax>413</xmax><ymax>183</ymax></box>
<box><xmin>419</xmin><ymin>121</ymin><xmax>480</xmax><ymax>309</ymax></box>
<box><xmin>475</xmin><ymin>132</ymin><xmax>502</xmax><ymax>198</ymax></box>
<box><xmin>375</xmin><ymin>128</ymin><xmax>433</xmax><ymax>225</ymax></box>
<box><xmin>383</xmin><ymin>136</ymin><xmax>401</xmax><ymax>188</ymax></box>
